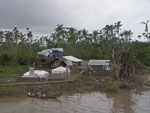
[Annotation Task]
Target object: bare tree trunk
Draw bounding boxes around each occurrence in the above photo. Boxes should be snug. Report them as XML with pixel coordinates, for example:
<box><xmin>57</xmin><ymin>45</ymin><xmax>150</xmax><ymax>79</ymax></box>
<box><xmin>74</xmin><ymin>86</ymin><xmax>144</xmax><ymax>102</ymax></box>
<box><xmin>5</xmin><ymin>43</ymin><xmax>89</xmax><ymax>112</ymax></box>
<box><xmin>111</xmin><ymin>47</ymin><xmax>136</xmax><ymax>82</ymax></box>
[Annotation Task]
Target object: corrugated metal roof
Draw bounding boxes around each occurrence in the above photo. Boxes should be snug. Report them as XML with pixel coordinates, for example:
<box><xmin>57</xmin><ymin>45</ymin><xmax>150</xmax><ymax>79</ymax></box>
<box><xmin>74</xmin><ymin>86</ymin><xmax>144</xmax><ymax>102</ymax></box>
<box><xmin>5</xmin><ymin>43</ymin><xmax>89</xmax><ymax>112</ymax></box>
<box><xmin>63</xmin><ymin>56</ymin><xmax>82</xmax><ymax>62</ymax></box>
<box><xmin>88</xmin><ymin>60</ymin><xmax>110</xmax><ymax>66</ymax></box>
<box><xmin>51</xmin><ymin>48</ymin><xmax>63</xmax><ymax>52</ymax></box>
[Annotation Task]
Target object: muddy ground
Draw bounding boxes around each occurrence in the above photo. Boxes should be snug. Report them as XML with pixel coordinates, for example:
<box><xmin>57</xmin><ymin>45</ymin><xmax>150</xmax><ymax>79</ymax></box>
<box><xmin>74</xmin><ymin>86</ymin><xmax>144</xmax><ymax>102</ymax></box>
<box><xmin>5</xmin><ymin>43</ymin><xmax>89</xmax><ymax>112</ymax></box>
<box><xmin>0</xmin><ymin>68</ymin><xmax>150</xmax><ymax>97</ymax></box>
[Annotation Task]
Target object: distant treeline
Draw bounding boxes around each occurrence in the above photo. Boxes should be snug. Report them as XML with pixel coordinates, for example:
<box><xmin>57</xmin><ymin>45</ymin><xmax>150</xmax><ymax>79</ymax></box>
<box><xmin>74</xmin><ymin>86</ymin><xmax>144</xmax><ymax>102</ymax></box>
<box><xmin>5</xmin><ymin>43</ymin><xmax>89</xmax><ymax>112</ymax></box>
<box><xmin>0</xmin><ymin>21</ymin><xmax>150</xmax><ymax>66</ymax></box>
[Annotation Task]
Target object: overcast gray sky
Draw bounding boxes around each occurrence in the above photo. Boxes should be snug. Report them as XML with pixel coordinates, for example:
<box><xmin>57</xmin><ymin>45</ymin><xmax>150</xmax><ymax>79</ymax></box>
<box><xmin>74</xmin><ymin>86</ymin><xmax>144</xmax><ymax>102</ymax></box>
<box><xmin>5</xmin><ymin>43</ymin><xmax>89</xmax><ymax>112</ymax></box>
<box><xmin>0</xmin><ymin>0</ymin><xmax>150</xmax><ymax>40</ymax></box>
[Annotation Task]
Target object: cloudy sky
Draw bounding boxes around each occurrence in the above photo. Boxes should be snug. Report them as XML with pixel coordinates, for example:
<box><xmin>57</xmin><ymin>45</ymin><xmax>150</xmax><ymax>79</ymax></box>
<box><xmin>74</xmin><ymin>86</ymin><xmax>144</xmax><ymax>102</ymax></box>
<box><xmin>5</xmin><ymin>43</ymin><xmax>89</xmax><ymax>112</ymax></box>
<box><xmin>0</xmin><ymin>0</ymin><xmax>150</xmax><ymax>40</ymax></box>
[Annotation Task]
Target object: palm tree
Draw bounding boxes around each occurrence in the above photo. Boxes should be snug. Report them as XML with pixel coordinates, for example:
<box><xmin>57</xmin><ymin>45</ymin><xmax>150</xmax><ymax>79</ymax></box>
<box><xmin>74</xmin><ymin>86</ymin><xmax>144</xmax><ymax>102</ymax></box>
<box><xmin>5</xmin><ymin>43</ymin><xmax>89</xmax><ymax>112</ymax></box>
<box><xmin>76</xmin><ymin>30</ymin><xmax>82</xmax><ymax>43</ymax></box>
<box><xmin>127</xmin><ymin>30</ymin><xmax>133</xmax><ymax>42</ymax></box>
<box><xmin>0</xmin><ymin>31</ymin><xmax>4</xmax><ymax>52</ymax></box>
<box><xmin>92</xmin><ymin>30</ymin><xmax>99</xmax><ymax>44</ymax></box>
<box><xmin>137</xmin><ymin>35</ymin><xmax>141</xmax><ymax>40</ymax></box>
<box><xmin>19</xmin><ymin>32</ymin><xmax>26</xmax><ymax>54</ymax></box>
<box><xmin>4</xmin><ymin>31</ymin><xmax>13</xmax><ymax>51</ymax></box>
<box><xmin>52</xmin><ymin>24</ymin><xmax>66</xmax><ymax>47</ymax></box>
<box><xmin>13</xmin><ymin>27</ymin><xmax>19</xmax><ymax>52</ymax></box>
<box><xmin>0</xmin><ymin>31</ymin><xmax>4</xmax><ymax>44</ymax></box>
<box><xmin>81</xmin><ymin>28</ymin><xmax>93</xmax><ymax>44</ymax></box>
<box><xmin>114</xmin><ymin>21</ymin><xmax>122</xmax><ymax>37</ymax></box>
<box><xmin>67</xmin><ymin>27</ymin><xmax>77</xmax><ymax>45</ymax></box>
<box><xmin>141</xmin><ymin>20</ymin><xmax>149</xmax><ymax>33</ymax></box>
<box><xmin>120</xmin><ymin>30</ymin><xmax>133</xmax><ymax>43</ymax></box>
<box><xmin>141</xmin><ymin>20</ymin><xmax>150</xmax><ymax>40</ymax></box>
<box><xmin>26</xmin><ymin>28</ymin><xmax>33</xmax><ymax>57</ymax></box>
<box><xmin>103</xmin><ymin>25</ymin><xmax>115</xmax><ymax>40</ymax></box>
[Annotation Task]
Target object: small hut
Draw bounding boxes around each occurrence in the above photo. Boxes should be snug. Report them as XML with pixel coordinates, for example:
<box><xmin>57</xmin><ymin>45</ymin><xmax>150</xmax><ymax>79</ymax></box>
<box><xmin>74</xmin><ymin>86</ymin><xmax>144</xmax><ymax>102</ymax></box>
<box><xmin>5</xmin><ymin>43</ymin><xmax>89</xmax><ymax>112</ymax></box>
<box><xmin>88</xmin><ymin>60</ymin><xmax>110</xmax><ymax>71</ymax></box>
<box><xmin>62</xmin><ymin>56</ymin><xmax>82</xmax><ymax>68</ymax></box>
<box><xmin>51</xmin><ymin>67</ymin><xmax>71</xmax><ymax>78</ymax></box>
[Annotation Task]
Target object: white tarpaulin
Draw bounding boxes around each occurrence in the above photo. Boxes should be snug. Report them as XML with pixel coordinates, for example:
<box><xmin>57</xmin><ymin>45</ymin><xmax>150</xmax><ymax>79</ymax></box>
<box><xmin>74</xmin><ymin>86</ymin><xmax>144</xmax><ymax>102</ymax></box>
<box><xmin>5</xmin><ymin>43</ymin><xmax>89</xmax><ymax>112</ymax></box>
<box><xmin>22</xmin><ymin>70</ymin><xmax>49</xmax><ymax>78</ymax></box>
<box><xmin>52</xmin><ymin>67</ymin><xmax>71</xmax><ymax>73</ymax></box>
<box><xmin>52</xmin><ymin>67</ymin><xmax>71</xmax><ymax>78</ymax></box>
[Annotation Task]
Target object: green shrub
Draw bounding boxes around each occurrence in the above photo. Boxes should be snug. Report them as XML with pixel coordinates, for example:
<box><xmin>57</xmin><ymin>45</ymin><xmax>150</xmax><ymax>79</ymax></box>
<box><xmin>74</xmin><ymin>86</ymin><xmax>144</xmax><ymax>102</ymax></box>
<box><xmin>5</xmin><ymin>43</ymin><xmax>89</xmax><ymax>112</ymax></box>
<box><xmin>106</xmin><ymin>81</ymin><xmax>119</xmax><ymax>93</ymax></box>
<box><xmin>0</xmin><ymin>53</ymin><xmax>12</xmax><ymax>65</ymax></box>
<box><xmin>16</xmin><ymin>55</ymin><xmax>29</xmax><ymax>65</ymax></box>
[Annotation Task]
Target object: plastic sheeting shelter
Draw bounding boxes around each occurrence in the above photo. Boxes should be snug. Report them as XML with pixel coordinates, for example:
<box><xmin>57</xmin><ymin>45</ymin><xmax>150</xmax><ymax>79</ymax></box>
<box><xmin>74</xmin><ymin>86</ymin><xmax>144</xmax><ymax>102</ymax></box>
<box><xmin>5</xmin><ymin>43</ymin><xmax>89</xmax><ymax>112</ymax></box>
<box><xmin>62</xmin><ymin>56</ymin><xmax>83</xmax><ymax>68</ymax></box>
<box><xmin>52</xmin><ymin>67</ymin><xmax>71</xmax><ymax>78</ymax></box>
<box><xmin>88</xmin><ymin>60</ymin><xmax>110</xmax><ymax>71</ymax></box>
<box><xmin>22</xmin><ymin>69</ymin><xmax>49</xmax><ymax>78</ymax></box>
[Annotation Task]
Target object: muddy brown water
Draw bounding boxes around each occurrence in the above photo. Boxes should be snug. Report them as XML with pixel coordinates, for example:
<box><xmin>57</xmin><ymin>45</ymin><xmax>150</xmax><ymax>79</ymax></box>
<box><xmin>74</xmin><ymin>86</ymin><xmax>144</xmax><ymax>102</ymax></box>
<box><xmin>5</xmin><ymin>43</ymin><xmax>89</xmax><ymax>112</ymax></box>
<box><xmin>0</xmin><ymin>89</ymin><xmax>150</xmax><ymax>113</ymax></box>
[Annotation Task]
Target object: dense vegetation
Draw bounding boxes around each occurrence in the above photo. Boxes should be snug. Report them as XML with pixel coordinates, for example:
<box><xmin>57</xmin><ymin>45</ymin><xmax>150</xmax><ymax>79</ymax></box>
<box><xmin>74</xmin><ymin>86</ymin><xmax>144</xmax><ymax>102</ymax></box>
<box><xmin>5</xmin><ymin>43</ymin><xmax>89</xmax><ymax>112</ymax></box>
<box><xmin>0</xmin><ymin>20</ymin><xmax>150</xmax><ymax>95</ymax></box>
<box><xmin>0</xmin><ymin>21</ymin><xmax>149</xmax><ymax>66</ymax></box>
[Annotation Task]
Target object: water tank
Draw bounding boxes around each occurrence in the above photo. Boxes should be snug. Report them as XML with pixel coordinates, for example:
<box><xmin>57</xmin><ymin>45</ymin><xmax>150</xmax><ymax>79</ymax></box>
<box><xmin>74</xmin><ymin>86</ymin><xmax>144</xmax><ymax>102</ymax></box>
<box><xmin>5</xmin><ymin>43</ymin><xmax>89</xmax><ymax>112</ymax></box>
<box><xmin>29</xmin><ymin>67</ymin><xmax>34</xmax><ymax>76</ymax></box>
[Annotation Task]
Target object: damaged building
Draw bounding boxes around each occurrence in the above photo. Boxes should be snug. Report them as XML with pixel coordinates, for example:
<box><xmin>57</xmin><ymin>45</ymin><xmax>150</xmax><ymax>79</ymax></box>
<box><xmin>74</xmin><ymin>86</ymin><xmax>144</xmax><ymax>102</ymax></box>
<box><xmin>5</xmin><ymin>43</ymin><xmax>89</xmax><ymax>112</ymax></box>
<box><xmin>37</xmin><ymin>48</ymin><xmax>63</xmax><ymax>68</ymax></box>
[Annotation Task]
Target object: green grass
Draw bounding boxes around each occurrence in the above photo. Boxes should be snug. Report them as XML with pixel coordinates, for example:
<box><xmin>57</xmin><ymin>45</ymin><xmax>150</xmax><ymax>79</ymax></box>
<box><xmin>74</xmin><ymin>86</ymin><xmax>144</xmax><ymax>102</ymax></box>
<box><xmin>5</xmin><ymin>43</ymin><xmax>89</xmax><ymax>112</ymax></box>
<box><xmin>0</xmin><ymin>65</ymin><xmax>29</xmax><ymax>79</ymax></box>
<box><xmin>0</xmin><ymin>65</ymin><xmax>52</xmax><ymax>79</ymax></box>
<box><xmin>0</xmin><ymin>75</ymin><xmax>17</xmax><ymax>79</ymax></box>
<box><xmin>0</xmin><ymin>86</ymin><xmax>29</xmax><ymax>96</ymax></box>
<box><xmin>105</xmin><ymin>82</ymin><xmax>119</xmax><ymax>93</ymax></box>
<box><xmin>0</xmin><ymin>65</ymin><xmax>29</xmax><ymax>74</ymax></box>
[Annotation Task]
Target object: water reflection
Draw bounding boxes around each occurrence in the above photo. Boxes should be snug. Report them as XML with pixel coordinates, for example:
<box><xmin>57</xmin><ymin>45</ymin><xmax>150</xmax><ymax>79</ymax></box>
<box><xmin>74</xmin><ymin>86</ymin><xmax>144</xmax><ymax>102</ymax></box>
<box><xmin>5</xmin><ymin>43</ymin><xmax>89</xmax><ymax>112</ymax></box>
<box><xmin>0</xmin><ymin>96</ymin><xmax>26</xmax><ymax>103</ymax></box>
<box><xmin>132</xmin><ymin>90</ymin><xmax>150</xmax><ymax>113</ymax></box>
<box><xmin>0</xmin><ymin>90</ymin><xmax>150</xmax><ymax>113</ymax></box>
<box><xmin>106</xmin><ymin>89</ymin><xmax>135</xmax><ymax>113</ymax></box>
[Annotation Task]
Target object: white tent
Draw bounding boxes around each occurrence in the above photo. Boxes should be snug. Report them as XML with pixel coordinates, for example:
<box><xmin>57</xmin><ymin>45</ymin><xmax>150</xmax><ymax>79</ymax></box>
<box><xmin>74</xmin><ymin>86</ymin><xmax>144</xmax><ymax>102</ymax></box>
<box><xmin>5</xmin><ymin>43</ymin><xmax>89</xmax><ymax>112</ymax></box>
<box><xmin>52</xmin><ymin>67</ymin><xmax>71</xmax><ymax>78</ymax></box>
<box><xmin>22</xmin><ymin>70</ymin><xmax>49</xmax><ymax>78</ymax></box>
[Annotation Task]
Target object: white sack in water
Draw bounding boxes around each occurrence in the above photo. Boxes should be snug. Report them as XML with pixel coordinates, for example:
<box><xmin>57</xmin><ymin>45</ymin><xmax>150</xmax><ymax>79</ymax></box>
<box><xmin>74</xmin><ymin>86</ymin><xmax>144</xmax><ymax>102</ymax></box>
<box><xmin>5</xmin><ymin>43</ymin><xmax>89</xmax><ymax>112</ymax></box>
<box><xmin>22</xmin><ymin>70</ymin><xmax>49</xmax><ymax>78</ymax></box>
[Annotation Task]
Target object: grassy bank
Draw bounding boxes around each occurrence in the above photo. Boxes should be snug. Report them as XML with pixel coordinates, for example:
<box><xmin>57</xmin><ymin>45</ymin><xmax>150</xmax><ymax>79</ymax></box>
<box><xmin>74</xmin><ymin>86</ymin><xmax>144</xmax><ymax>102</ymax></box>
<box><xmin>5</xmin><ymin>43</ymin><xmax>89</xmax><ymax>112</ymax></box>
<box><xmin>0</xmin><ymin>67</ymin><xmax>150</xmax><ymax>97</ymax></box>
<box><xmin>0</xmin><ymin>65</ymin><xmax>29</xmax><ymax>79</ymax></box>
<box><xmin>0</xmin><ymin>70</ymin><xmax>117</xmax><ymax>96</ymax></box>
<box><xmin>0</xmin><ymin>65</ymin><xmax>52</xmax><ymax>80</ymax></box>
<box><xmin>0</xmin><ymin>86</ymin><xmax>28</xmax><ymax>97</ymax></box>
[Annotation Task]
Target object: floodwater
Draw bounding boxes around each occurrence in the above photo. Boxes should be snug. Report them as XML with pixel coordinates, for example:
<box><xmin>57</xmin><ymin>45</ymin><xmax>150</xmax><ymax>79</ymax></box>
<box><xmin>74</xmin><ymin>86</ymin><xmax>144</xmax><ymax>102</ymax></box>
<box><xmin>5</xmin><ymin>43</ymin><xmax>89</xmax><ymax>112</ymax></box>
<box><xmin>0</xmin><ymin>89</ymin><xmax>150</xmax><ymax>113</ymax></box>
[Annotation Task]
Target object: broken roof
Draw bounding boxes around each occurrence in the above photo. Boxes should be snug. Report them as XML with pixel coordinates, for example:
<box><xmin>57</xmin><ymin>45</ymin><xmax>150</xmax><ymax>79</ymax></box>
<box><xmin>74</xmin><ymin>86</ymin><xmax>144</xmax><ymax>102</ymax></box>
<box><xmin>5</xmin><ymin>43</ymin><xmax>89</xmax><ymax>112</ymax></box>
<box><xmin>37</xmin><ymin>49</ymin><xmax>52</xmax><ymax>57</ymax></box>
<box><xmin>38</xmin><ymin>48</ymin><xmax>63</xmax><ymax>57</ymax></box>
<box><xmin>63</xmin><ymin>56</ymin><xmax>82</xmax><ymax>62</ymax></box>
<box><xmin>88</xmin><ymin>60</ymin><xmax>110</xmax><ymax>66</ymax></box>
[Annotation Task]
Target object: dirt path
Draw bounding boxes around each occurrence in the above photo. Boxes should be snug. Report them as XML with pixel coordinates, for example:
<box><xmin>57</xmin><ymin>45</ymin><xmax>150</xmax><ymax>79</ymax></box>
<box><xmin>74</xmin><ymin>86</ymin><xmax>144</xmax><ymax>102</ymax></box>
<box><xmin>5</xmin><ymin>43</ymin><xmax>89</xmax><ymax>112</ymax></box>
<box><xmin>0</xmin><ymin>70</ymin><xmax>84</xmax><ymax>86</ymax></box>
